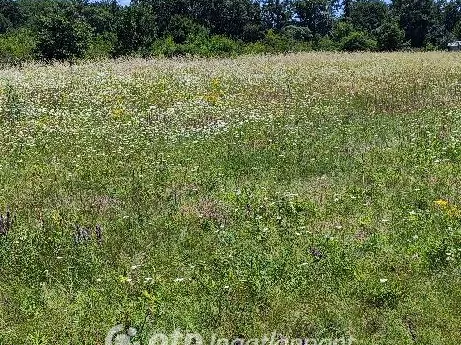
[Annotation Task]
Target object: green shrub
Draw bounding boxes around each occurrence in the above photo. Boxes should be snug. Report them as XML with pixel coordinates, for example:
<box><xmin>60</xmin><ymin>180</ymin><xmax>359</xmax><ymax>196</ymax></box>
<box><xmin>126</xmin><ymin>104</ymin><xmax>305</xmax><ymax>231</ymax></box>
<box><xmin>340</xmin><ymin>31</ymin><xmax>377</xmax><ymax>51</ymax></box>
<box><xmin>0</xmin><ymin>29</ymin><xmax>36</xmax><ymax>65</ymax></box>
<box><xmin>151</xmin><ymin>36</ymin><xmax>179</xmax><ymax>58</ymax></box>
<box><xmin>331</xmin><ymin>20</ymin><xmax>354</xmax><ymax>42</ymax></box>
<box><xmin>36</xmin><ymin>9</ymin><xmax>92</xmax><ymax>61</ymax></box>
<box><xmin>241</xmin><ymin>41</ymin><xmax>270</xmax><ymax>54</ymax></box>
<box><xmin>167</xmin><ymin>15</ymin><xmax>209</xmax><ymax>44</ymax></box>
<box><xmin>424</xmin><ymin>42</ymin><xmax>437</xmax><ymax>51</ymax></box>
<box><xmin>85</xmin><ymin>32</ymin><xmax>117</xmax><ymax>59</ymax></box>
<box><xmin>263</xmin><ymin>29</ymin><xmax>294</xmax><ymax>52</ymax></box>
<box><xmin>206</xmin><ymin>35</ymin><xmax>240</xmax><ymax>57</ymax></box>
<box><xmin>376</xmin><ymin>21</ymin><xmax>405</xmax><ymax>51</ymax></box>
<box><xmin>240</xmin><ymin>30</ymin><xmax>312</xmax><ymax>55</ymax></box>
<box><xmin>314</xmin><ymin>36</ymin><xmax>338</xmax><ymax>51</ymax></box>
<box><xmin>151</xmin><ymin>34</ymin><xmax>240</xmax><ymax>58</ymax></box>
<box><xmin>242</xmin><ymin>23</ymin><xmax>265</xmax><ymax>42</ymax></box>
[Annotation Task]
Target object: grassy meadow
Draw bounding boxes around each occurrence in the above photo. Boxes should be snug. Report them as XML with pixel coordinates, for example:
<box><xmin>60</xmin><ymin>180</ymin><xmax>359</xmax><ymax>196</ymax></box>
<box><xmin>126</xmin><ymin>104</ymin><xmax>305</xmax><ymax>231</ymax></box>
<box><xmin>0</xmin><ymin>52</ymin><xmax>461</xmax><ymax>344</ymax></box>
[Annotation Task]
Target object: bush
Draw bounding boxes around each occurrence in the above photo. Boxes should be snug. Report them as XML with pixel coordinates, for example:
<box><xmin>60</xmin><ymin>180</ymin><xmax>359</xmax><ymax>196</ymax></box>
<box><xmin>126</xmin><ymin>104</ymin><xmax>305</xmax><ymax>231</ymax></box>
<box><xmin>185</xmin><ymin>35</ymin><xmax>240</xmax><ymax>57</ymax></box>
<box><xmin>340</xmin><ymin>31</ymin><xmax>377</xmax><ymax>51</ymax></box>
<box><xmin>264</xmin><ymin>29</ymin><xmax>312</xmax><ymax>53</ymax></box>
<box><xmin>331</xmin><ymin>20</ymin><xmax>354</xmax><ymax>42</ymax></box>
<box><xmin>425</xmin><ymin>24</ymin><xmax>452</xmax><ymax>50</ymax></box>
<box><xmin>185</xmin><ymin>30</ymin><xmax>218</xmax><ymax>56</ymax></box>
<box><xmin>424</xmin><ymin>42</ymin><xmax>437</xmax><ymax>51</ymax></box>
<box><xmin>263</xmin><ymin>29</ymin><xmax>290</xmax><ymax>52</ymax></box>
<box><xmin>206</xmin><ymin>35</ymin><xmax>240</xmax><ymax>57</ymax></box>
<box><xmin>242</xmin><ymin>23</ymin><xmax>265</xmax><ymax>42</ymax></box>
<box><xmin>314</xmin><ymin>35</ymin><xmax>338</xmax><ymax>51</ymax></box>
<box><xmin>36</xmin><ymin>9</ymin><xmax>92</xmax><ymax>61</ymax></box>
<box><xmin>167</xmin><ymin>15</ymin><xmax>209</xmax><ymax>44</ymax></box>
<box><xmin>85</xmin><ymin>32</ymin><xmax>117</xmax><ymax>59</ymax></box>
<box><xmin>239</xmin><ymin>30</ymin><xmax>312</xmax><ymax>55</ymax></box>
<box><xmin>151</xmin><ymin>35</ymin><xmax>240</xmax><ymax>58</ymax></box>
<box><xmin>375</xmin><ymin>21</ymin><xmax>405</xmax><ymax>51</ymax></box>
<box><xmin>242</xmin><ymin>41</ymin><xmax>270</xmax><ymax>54</ymax></box>
<box><xmin>151</xmin><ymin>36</ymin><xmax>179</xmax><ymax>58</ymax></box>
<box><xmin>0</xmin><ymin>29</ymin><xmax>36</xmax><ymax>65</ymax></box>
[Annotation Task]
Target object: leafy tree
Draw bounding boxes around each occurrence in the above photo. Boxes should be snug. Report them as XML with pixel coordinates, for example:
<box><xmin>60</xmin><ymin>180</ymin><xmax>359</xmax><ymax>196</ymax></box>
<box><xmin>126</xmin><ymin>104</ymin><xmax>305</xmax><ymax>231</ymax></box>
<box><xmin>442</xmin><ymin>0</ymin><xmax>461</xmax><ymax>33</ymax></box>
<box><xmin>16</xmin><ymin>0</ymin><xmax>58</xmax><ymax>27</ymax></box>
<box><xmin>114</xmin><ymin>2</ymin><xmax>157</xmax><ymax>56</ymax></box>
<box><xmin>340</xmin><ymin>30</ymin><xmax>377</xmax><ymax>50</ymax></box>
<box><xmin>331</xmin><ymin>19</ymin><xmax>354</xmax><ymax>41</ymax></box>
<box><xmin>166</xmin><ymin>14</ymin><xmax>208</xmax><ymax>44</ymax></box>
<box><xmin>0</xmin><ymin>13</ymin><xmax>11</xmax><ymax>33</ymax></box>
<box><xmin>425</xmin><ymin>22</ymin><xmax>452</xmax><ymax>48</ymax></box>
<box><xmin>262</xmin><ymin>0</ymin><xmax>293</xmax><ymax>29</ymax></box>
<box><xmin>0</xmin><ymin>28</ymin><xmax>36</xmax><ymax>64</ymax></box>
<box><xmin>133</xmin><ymin>0</ymin><xmax>189</xmax><ymax>36</ymax></box>
<box><xmin>202</xmin><ymin>0</ymin><xmax>262</xmax><ymax>39</ymax></box>
<box><xmin>263</xmin><ymin>28</ymin><xmax>290</xmax><ymax>50</ymax></box>
<box><xmin>391</xmin><ymin>0</ymin><xmax>438</xmax><ymax>47</ymax></box>
<box><xmin>0</xmin><ymin>0</ymin><xmax>23</xmax><ymax>33</ymax></box>
<box><xmin>0</xmin><ymin>0</ymin><xmax>455</xmax><ymax>61</ymax></box>
<box><xmin>293</xmin><ymin>0</ymin><xmax>333</xmax><ymax>36</ymax></box>
<box><xmin>350</xmin><ymin>0</ymin><xmax>388</xmax><ymax>33</ymax></box>
<box><xmin>85</xmin><ymin>31</ymin><xmax>117</xmax><ymax>59</ymax></box>
<box><xmin>82</xmin><ymin>0</ymin><xmax>118</xmax><ymax>35</ymax></box>
<box><xmin>343</xmin><ymin>0</ymin><xmax>353</xmax><ymax>18</ymax></box>
<box><xmin>36</xmin><ymin>3</ymin><xmax>92</xmax><ymax>60</ymax></box>
<box><xmin>242</xmin><ymin>23</ymin><xmax>265</xmax><ymax>41</ymax></box>
<box><xmin>375</xmin><ymin>20</ymin><xmax>405</xmax><ymax>50</ymax></box>
<box><xmin>454</xmin><ymin>20</ymin><xmax>461</xmax><ymax>38</ymax></box>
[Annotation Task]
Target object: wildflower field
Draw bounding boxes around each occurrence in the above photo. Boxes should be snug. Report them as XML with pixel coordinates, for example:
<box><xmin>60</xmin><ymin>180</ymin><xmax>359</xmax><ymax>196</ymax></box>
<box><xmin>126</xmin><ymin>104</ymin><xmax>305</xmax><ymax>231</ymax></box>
<box><xmin>1</xmin><ymin>52</ymin><xmax>461</xmax><ymax>344</ymax></box>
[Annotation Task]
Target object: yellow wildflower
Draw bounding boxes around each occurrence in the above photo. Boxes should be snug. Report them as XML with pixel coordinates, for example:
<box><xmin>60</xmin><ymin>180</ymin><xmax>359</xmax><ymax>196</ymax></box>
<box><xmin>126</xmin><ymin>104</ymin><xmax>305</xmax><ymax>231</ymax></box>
<box><xmin>434</xmin><ymin>199</ymin><xmax>461</xmax><ymax>218</ymax></box>
<box><xmin>434</xmin><ymin>199</ymin><xmax>449</xmax><ymax>208</ymax></box>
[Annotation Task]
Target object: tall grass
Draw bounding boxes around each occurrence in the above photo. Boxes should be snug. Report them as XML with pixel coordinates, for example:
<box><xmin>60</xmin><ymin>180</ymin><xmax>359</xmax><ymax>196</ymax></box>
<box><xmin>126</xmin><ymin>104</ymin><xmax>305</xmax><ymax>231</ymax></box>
<box><xmin>0</xmin><ymin>52</ymin><xmax>461</xmax><ymax>344</ymax></box>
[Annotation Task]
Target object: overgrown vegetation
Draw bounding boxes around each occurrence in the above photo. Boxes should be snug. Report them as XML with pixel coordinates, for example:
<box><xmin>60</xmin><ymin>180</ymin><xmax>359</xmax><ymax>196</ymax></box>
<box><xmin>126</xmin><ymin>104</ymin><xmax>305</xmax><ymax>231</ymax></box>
<box><xmin>0</xmin><ymin>0</ymin><xmax>460</xmax><ymax>63</ymax></box>
<box><xmin>0</xmin><ymin>52</ymin><xmax>461</xmax><ymax>344</ymax></box>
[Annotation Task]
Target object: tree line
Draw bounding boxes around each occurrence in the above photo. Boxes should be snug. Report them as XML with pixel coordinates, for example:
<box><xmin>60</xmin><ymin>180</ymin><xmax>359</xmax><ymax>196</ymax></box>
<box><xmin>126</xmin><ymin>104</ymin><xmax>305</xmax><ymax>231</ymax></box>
<box><xmin>0</xmin><ymin>0</ymin><xmax>460</xmax><ymax>63</ymax></box>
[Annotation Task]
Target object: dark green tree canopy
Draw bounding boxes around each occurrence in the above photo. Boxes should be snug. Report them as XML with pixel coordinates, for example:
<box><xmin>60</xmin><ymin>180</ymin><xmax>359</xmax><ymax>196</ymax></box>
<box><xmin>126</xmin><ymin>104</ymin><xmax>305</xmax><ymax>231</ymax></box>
<box><xmin>293</xmin><ymin>0</ymin><xmax>334</xmax><ymax>36</ymax></box>
<box><xmin>391</xmin><ymin>0</ymin><xmax>438</xmax><ymax>47</ymax></box>
<box><xmin>376</xmin><ymin>20</ymin><xmax>405</xmax><ymax>50</ymax></box>
<box><xmin>36</xmin><ymin>3</ymin><xmax>92</xmax><ymax>60</ymax></box>
<box><xmin>0</xmin><ymin>0</ymin><xmax>457</xmax><ymax>63</ymax></box>
<box><xmin>350</xmin><ymin>0</ymin><xmax>388</xmax><ymax>33</ymax></box>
